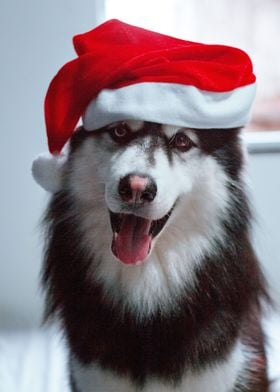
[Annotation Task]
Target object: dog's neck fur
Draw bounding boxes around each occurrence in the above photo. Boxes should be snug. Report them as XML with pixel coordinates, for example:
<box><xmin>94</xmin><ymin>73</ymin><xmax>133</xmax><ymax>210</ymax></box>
<box><xmin>42</xmin><ymin>127</ymin><xmax>269</xmax><ymax>391</ymax></box>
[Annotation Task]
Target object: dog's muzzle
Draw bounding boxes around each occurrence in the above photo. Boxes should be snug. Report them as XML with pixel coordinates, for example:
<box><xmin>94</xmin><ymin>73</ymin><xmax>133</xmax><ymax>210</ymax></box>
<box><xmin>109</xmin><ymin>173</ymin><xmax>173</xmax><ymax>265</ymax></box>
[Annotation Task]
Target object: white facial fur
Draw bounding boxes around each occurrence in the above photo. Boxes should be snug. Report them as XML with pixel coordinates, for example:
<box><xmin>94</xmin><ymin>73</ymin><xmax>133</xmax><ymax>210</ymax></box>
<box><xmin>106</xmin><ymin>145</ymin><xmax>192</xmax><ymax>220</ymax></box>
<box><xmin>67</xmin><ymin>122</ymin><xmax>231</xmax><ymax>316</ymax></box>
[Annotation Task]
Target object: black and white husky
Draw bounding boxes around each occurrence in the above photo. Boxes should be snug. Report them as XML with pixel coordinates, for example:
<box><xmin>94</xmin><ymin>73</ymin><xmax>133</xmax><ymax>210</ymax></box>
<box><xmin>42</xmin><ymin>121</ymin><xmax>269</xmax><ymax>391</ymax></box>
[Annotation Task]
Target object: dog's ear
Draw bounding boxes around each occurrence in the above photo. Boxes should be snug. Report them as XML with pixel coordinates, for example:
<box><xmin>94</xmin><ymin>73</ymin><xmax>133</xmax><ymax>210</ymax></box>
<box><xmin>32</xmin><ymin>151</ymin><xmax>67</xmax><ymax>193</ymax></box>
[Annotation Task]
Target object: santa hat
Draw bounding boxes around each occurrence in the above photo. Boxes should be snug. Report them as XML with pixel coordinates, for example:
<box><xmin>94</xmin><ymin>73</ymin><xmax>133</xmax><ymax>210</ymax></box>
<box><xmin>33</xmin><ymin>19</ymin><xmax>256</xmax><ymax>192</ymax></box>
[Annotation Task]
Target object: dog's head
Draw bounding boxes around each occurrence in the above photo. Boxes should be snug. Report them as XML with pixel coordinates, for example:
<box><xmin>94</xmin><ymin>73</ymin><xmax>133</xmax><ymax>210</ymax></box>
<box><xmin>41</xmin><ymin>120</ymin><xmax>250</xmax><ymax>315</ymax></box>
<box><xmin>64</xmin><ymin>121</ymin><xmax>244</xmax><ymax>267</ymax></box>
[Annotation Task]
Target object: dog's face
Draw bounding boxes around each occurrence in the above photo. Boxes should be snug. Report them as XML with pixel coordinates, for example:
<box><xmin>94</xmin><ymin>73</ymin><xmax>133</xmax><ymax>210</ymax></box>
<box><xmin>64</xmin><ymin>121</ymin><xmax>243</xmax><ymax>313</ymax></box>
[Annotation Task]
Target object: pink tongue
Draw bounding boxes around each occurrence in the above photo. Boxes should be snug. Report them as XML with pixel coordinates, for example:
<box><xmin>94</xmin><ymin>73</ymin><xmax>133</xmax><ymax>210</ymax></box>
<box><xmin>112</xmin><ymin>215</ymin><xmax>152</xmax><ymax>265</ymax></box>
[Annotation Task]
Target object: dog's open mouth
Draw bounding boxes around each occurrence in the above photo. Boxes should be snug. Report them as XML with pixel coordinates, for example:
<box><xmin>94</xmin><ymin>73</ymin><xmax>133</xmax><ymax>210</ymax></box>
<box><xmin>109</xmin><ymin>209</ymin><xmax>173</xmax><ymax>265</ymax></box>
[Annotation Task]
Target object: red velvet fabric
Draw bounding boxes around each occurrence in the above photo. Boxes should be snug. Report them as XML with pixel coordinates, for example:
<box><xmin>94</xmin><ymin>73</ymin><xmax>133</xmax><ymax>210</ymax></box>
<box><xmin>45</xmin><ymin>19</ymin><xmax>256</xmax><ymax>153</ymax></box>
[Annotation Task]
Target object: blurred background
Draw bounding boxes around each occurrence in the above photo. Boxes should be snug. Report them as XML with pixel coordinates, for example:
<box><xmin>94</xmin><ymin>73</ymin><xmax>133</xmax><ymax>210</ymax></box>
<box><xmin>0</xmin><ymin>0</ymin><xmax>279</xmax><ymax>390</ymax></box>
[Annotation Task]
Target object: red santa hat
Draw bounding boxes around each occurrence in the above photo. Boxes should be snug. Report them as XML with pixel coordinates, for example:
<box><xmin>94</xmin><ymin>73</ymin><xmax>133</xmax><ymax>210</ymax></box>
<box><xmin>33</xmin><ymin>19</ymin><xmax>256</xmax><ymax>191</ymax></box>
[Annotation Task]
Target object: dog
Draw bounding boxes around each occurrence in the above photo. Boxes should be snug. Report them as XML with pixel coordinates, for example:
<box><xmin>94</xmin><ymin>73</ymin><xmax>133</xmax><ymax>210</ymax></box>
<box><xmin>42</xmin><ymin>120</ymin><xmax>269</xmax><ymax>391</ymax></box>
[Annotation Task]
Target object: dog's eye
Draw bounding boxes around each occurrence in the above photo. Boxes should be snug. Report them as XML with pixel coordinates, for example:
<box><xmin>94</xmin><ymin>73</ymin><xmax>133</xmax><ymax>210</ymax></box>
<box><xmin>170</xmin><ymin>132</ymin><xmax>194</xmax><ymax>151</ymax></box>
<box><xmin>110</xmin><ymin>122</ymin><xmax>131</xmax><ymax>143</ymax></box>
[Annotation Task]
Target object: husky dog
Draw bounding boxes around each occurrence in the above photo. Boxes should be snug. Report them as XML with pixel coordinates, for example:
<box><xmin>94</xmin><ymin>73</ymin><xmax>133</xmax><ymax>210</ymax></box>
<box><xmin>42</xmin><ymin>120</ymin><xmax>269</xmax><ymax>391</ymax></box>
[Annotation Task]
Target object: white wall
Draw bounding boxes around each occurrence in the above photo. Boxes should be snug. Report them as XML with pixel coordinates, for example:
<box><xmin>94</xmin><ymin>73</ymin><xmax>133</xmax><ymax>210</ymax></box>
<box><xmin>0</xmin><ymin>0</ymin><xmax>105</xmax><ymax>329</ymax></box>
<box><xmin>0</xmin><ymin>0</ymin><xmax>279</xmax><ymax>329</ymax></box>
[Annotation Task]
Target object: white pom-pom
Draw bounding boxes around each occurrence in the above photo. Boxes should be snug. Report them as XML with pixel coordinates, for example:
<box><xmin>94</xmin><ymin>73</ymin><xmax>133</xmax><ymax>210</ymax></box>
<box><xmin>32</xmin><ymin>152</ymin><xmax>67</xmax><ymax>193</ymax></box>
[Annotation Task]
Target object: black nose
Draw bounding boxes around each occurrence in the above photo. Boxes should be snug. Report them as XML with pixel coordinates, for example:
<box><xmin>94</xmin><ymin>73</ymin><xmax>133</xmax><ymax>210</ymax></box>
<box><xmin>118</xmin><ymin>173</ymin><xmax>157</xmax><ymax>204</ymax></box>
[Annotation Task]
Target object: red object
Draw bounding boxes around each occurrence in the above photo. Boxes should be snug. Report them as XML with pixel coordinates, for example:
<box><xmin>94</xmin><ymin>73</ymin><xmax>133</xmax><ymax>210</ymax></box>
<box><xmin>45</xmin><ymin>19</ymin><xmax>256</xmax><ymax>153</ymax></box>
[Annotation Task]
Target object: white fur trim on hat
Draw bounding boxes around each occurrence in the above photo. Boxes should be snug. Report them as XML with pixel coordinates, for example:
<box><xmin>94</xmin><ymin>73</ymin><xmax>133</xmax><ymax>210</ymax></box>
<box><xmin>32</xmin><ymin>152</ymin><xmax>67</xmax><ymax>193</ymax></box>
<box><xmin>83</xmin><ymin>82</ymin><xmax>256</xmax><ymax>131</ymax></box>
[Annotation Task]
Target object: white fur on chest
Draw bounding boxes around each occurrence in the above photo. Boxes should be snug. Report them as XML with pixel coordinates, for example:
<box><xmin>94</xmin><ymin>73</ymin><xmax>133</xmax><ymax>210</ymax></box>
<box><xmin>71</xmin><ymin>340</ymin><xmax>245</xmax><ymax>392</ymax></box>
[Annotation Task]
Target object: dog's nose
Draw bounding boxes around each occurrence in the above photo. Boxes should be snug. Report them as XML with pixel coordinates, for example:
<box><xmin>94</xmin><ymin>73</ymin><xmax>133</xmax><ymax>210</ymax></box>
<box><xmin>118</xmin><ymin>174</ymin><xmax>157</xmax><ymax>204</ymax></box>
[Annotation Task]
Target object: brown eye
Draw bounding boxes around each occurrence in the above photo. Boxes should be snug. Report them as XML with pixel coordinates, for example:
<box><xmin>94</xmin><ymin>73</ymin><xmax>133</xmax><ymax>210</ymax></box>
<box><xmin>110</xmin><ymin>122</ymin><xmax>131</xmax><ymax>143</ymax></box>
<box><xmin>170</xmin><ymin>132</ymin><xmax>193</xmax><ymax>151</ymax></box>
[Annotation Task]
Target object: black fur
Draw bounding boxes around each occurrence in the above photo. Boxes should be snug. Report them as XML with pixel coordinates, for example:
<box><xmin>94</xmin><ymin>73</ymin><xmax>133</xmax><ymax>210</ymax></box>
<box><xmin>42</xmin><ymin>127</ymin><xmax>269</xmax><ymax>390</ymax></box>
